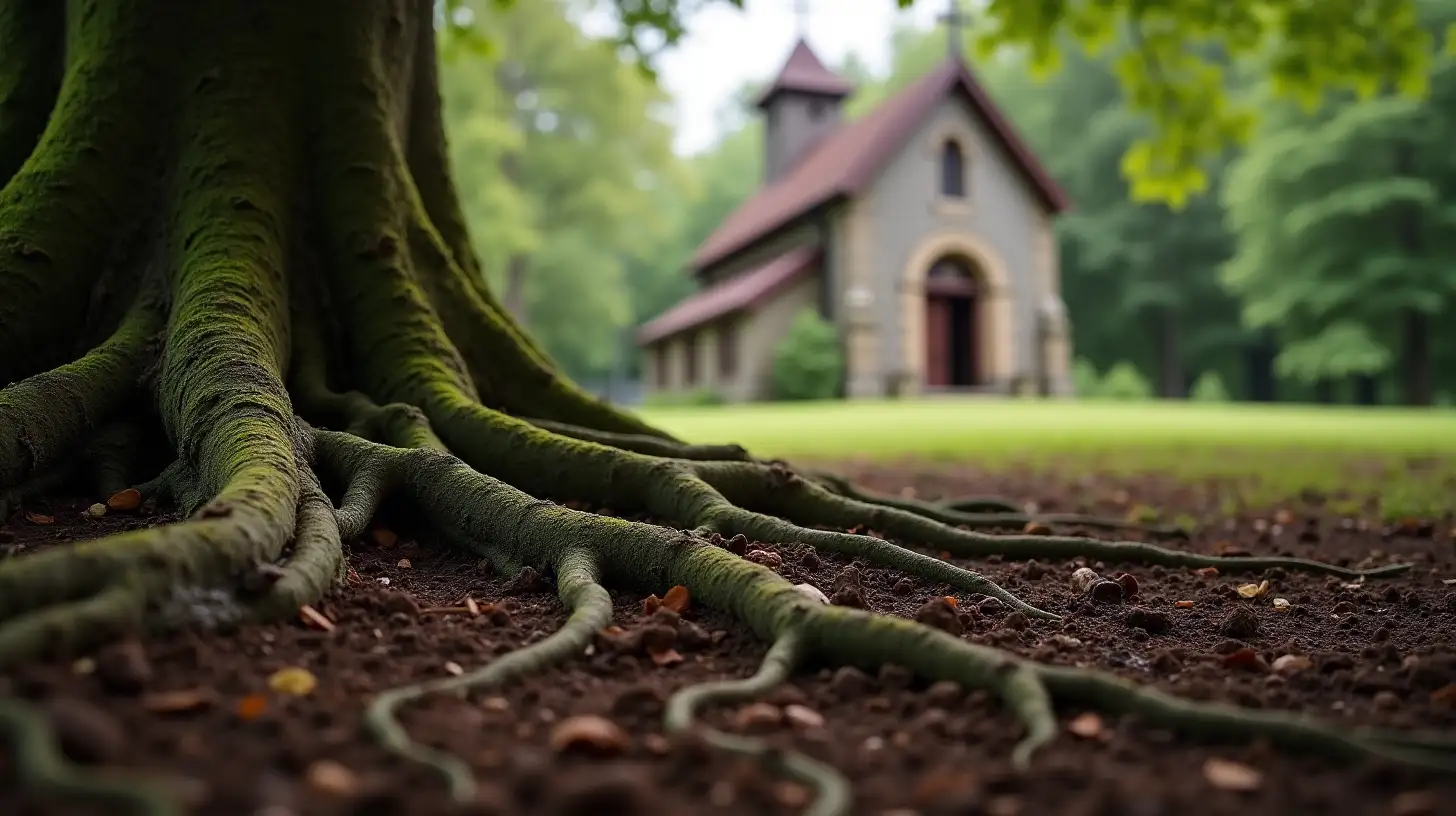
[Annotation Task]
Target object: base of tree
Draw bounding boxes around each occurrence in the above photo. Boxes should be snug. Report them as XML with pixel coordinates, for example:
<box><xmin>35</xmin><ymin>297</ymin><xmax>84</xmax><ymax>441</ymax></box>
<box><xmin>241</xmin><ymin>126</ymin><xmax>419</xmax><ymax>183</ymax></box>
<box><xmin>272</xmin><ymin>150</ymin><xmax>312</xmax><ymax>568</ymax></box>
<box><xmin>1</xmin><ymin>1</ymin><xmax>1453</xmax><ymax>813</ymax></box>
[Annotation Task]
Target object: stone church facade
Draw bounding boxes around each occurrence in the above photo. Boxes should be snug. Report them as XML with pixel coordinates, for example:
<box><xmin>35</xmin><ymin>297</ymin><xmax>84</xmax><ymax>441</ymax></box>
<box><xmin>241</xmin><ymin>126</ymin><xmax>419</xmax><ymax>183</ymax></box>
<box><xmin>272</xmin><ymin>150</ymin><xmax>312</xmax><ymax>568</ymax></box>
<box><xmin>637</xmin><ymin>38</ymin><xmax>1074</xmax><ymax>402</ymax></box>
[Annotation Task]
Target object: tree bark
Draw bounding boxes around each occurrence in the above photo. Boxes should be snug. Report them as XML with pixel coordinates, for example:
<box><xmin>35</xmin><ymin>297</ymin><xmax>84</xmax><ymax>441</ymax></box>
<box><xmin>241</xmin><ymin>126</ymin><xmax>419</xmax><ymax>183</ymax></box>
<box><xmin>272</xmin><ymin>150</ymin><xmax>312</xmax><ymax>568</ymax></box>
<box><xmin>1399</xmin><ymin>306</ymin><xmax>1432</xmax><ymax>406</ymax></box>
<box><xmin>0</xmin><ymin>4</ymin><xmax>1446</xmax><ymax>810</ymax></box>
<box><xmin>1244</xmin><ymin>330</ymin><xmax>1278</xmax><ymax>402</ymax></box>
<box><xmin>1352</xmin><ymin>373</ymin><xmax>1379</xmax><ymax>406</ymax></box>
<box><xmin>1152</xmin><ymin>308</ymin><xmax>1184</xmax><ymax>399</ymax></box>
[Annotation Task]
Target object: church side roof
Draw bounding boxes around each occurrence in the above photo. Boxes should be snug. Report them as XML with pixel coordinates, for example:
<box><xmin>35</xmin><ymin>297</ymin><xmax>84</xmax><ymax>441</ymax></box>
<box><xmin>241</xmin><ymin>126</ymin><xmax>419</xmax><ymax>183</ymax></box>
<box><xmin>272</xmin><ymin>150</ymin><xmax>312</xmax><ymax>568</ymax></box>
<box><xmin>694</xmin><ymin>57</ymin><xmax>1071</xmax><ymax>273</ymax></box>
<box><xmin>636</xmin><ymin>246</ymin><xmax>819</xmax><ymax>345</ymax></box>
<box><xmin>753</xmin><ymin>39</ymin><xmax>855</xmax><ymax>107</ymax></box>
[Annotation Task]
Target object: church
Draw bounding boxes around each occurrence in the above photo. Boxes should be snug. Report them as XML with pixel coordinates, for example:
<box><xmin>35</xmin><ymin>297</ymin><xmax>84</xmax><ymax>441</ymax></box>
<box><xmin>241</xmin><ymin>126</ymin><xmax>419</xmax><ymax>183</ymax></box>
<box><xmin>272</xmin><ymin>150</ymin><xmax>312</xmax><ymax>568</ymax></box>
<box><xmin>637</xmin><ymin>26</ymin><xmax>1074</xmax><ymax>402</ymax></box>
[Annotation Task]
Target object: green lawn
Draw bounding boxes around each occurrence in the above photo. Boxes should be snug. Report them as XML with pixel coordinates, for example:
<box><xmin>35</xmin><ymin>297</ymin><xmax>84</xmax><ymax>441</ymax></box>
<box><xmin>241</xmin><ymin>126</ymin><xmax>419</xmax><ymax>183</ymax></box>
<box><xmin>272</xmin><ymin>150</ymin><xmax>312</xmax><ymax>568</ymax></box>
<box><xmin>637</xmin><ymin>399</ymin><xmax>1456</xmax><ymax>516</ymax></box>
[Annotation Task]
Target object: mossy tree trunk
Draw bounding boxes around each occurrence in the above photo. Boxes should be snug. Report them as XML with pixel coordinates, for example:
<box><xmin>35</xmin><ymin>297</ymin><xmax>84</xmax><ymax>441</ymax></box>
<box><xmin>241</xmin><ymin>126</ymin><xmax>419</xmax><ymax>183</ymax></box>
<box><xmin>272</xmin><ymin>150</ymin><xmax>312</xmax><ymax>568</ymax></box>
<box><xmin>1</xmin><ymin>2</ymin><xmax>1452</xmax><ymax>814</ymax></box>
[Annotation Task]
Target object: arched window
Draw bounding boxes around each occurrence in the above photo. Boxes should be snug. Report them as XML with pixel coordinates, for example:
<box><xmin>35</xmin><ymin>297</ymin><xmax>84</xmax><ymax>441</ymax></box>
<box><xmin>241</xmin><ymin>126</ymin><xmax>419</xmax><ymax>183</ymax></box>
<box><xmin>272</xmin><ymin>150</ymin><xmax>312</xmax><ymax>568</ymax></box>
<box><xmin>939</xmin><ymin>139</ymin><xmax>965</xmax><ymax>198</ymax></box>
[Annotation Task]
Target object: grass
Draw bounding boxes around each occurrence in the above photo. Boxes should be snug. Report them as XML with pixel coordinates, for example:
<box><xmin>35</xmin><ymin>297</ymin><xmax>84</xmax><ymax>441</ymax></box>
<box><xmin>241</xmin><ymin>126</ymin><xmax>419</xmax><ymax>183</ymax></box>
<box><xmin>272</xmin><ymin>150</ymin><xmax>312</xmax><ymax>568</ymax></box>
<box><xmin>637</xmin><ymin>399</ymin><xmax>1456</xmax><ymax>517</ymax></box>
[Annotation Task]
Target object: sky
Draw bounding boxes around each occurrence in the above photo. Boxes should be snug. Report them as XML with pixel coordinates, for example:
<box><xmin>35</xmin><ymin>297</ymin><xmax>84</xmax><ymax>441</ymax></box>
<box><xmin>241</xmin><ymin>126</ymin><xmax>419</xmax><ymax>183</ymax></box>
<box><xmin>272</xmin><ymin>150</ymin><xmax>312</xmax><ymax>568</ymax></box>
<box><xmin>589</xmin><ymin>0</ymin><xmax>947</xmax><ymax>156</ymax></box>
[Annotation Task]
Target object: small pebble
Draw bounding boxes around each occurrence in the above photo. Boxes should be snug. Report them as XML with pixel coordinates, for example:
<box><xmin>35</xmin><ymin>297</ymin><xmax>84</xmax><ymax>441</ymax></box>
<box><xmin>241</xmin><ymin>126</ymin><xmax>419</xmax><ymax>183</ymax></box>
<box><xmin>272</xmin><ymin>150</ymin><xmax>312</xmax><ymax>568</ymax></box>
<box><xmin>1070</xmin><ymin>567</ymin><xmax>1100</xmax><ymax>594</ymax></box>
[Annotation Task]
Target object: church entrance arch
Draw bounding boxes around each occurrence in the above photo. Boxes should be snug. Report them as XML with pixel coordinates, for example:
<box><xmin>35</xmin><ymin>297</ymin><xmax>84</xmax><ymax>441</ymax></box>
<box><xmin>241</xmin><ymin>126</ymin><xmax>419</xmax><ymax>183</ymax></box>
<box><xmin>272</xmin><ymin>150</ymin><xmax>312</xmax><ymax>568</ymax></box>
<box><xmin>923</xmin><ymin>255</ymin><xmax>983</xmax><ymax>388</ymax></box>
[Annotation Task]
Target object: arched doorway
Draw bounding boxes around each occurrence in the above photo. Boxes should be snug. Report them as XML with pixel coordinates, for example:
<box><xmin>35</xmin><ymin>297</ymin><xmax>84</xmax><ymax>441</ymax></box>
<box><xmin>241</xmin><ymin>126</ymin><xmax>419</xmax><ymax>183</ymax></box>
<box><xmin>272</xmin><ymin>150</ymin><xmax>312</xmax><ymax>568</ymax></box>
<box><xmin>924</xmin><ymin>256</ymin><xmax>981</xmax><ymax>388</ymax></box>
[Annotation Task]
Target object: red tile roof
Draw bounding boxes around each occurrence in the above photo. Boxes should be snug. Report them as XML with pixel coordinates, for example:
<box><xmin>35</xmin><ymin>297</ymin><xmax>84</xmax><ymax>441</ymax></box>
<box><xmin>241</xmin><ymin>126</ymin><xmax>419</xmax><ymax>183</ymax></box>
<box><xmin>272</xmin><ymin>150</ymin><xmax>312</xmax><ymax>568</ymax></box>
<box><xmin>753</xmin><ymin>39</ymin><xmax>854</xmax><ymax>108</ymax></box>
<box><xmin>636</xmin><ymin>246</ymin><xmax>819</xmax><ymax>345</ymax></box>
<box><xmin>693</xmin><ymin>57</ymin><xmax>1070</xmax><ymax>272</ymax></box>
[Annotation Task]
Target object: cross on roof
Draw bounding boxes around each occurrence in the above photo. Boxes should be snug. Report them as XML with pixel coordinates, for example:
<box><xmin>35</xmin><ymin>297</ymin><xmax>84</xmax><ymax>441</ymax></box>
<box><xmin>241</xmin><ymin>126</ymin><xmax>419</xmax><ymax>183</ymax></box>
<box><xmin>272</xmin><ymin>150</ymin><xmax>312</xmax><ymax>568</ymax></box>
<box><xmin>937</xmin><ymin>0</ymin><xmax>970</xmax><ymax>61</ymax></box>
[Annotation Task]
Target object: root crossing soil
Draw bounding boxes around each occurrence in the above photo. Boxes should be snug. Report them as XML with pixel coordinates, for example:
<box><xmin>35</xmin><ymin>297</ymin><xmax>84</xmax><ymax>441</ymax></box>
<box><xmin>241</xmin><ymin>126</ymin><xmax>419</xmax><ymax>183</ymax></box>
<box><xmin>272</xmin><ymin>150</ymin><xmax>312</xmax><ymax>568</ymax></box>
<box><xmin>2</xmin><ymin>464</ymin><xmax>1454</xmax><ymax>816</ymax></box>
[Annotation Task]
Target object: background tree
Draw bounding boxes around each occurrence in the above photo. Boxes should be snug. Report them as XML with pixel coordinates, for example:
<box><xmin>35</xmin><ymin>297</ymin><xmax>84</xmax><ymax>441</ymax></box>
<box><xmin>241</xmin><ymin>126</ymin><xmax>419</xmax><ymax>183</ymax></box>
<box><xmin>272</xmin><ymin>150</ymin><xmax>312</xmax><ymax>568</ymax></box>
<box><xmin>441</xmin><ymin>0</ymin><xmax>682</xmax><ymax>381</ymax></box>
<box><xmin>0</xmin><ymin>0</ymin><xmax>1450</xmax><ymax>811</ymax></box>
<box><xmin>1222</xmin><ymin>0</ymin><xmax>1456</xmax><ymax>406</ymax></box>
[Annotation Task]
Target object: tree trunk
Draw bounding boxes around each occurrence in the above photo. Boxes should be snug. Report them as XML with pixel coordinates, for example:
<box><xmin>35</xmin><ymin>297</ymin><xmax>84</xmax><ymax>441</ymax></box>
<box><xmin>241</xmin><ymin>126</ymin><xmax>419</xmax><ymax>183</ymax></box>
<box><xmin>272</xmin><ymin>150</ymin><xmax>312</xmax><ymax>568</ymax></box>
<box><xmin>1153</xmin><ymin>308</ymin><xmax>1184</xmax><ymax>399</ymax></box>
<box><xmin>1244</xmin><ymin>330</ymin><xmax>1278</xmax><ymax>402</ymax></box>
<box><xmin>1400</xmin><ymin>306</ymin><xmax>1432</xmax><ymax>406</ymax></box>
<box><xmin>1353</xmin><ymin>373</ymin><xmax>1379</xmax><ymax>406</ymax></box>
<box><xmin>1313</xmin><ymin>379</ymin><xmax>1335</xmax><ymax>405</ymax></box>
<box><xmin>0</xmin><ymin>4</ymin><xmax>1436</xmax><ymax>810</ymax></box>
<box><xmin>503</xmin><ymin>252</ymin><xmax>529</xmax><ymax>322</ymax></box>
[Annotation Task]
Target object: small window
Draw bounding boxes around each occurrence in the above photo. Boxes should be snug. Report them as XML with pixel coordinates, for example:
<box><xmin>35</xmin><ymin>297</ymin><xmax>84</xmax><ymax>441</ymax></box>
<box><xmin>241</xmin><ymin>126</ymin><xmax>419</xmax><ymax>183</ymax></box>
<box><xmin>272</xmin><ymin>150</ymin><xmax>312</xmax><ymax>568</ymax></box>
<box><xmin>683</xmin><ymin>333</ymin><xmax>698</xmax><ymax>385</ymax></box>
<box><xmin>718</xmin><ymin>322</ymin><xmax>738</xmax><ymax>378</ymax></box>
<box><xmin>940</xmin><ymin>139</ymin><xmax>965</xmax><ymax>198</ymax></box>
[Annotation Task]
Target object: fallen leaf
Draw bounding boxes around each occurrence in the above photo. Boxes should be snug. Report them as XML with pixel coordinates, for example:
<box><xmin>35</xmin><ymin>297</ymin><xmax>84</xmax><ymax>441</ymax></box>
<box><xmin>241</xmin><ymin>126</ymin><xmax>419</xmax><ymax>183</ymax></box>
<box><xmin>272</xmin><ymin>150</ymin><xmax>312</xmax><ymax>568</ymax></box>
<box><xmin>1271</xmin><ymin>654</ymin><xmax>1312</xmax><ymax>675</ymax></box>
<box><xmin>1430</xmin><ymin>684</ymin><xmax>1456</xmax><ymax>707</ymax></box>
<box><xmin>142</xmin><ymin>688</ymin><xmax>216</xmax><ymax>714</ymax></box>
<box><xmin>236</xmin><ymin>693</ymin><xmax>268</xmax><ymax>720</ymax></box>
<box><xmin>641</xmin><ymin>594</ymin><xmax>662</xmax><ymax>616</ymax></box>
<box><xmin>395</xmin><ymin>558</ymin><xmax>412</xmax><ymax>569</ymax></box>
<box><xmin>1066</xmin><ymin>712</ymin><xmax>1104</xmax><ymax>739</ymax></box>
<box><xmin>306</xmin><ymin>759</ymin><xmax>360</xmax><ymax>797</ymax></box>
<box><xmin>465</xmin><ymin>596</ymin><xmax>480</xmax><ymax>616</ymax></box>
<box><xmin>1442</xmin><ymin>578</ymin><xmax>1456</xmax><ymax>586</ymax></box>
<box><xmin>648</xmin><ymin>648</ymin><xmax>684</xmax><ymax>667</ymax></box>
<box><xmin>268</xmin><ymin>667</ymin><xmax>318</xmax><ymax>696</ymax></box>
<box><xmin>662</xmin><ymin>585</ymin><xmax>691</xmax><ymax>613</ymax></box>
<box><xmin>1222</xmin><ymin>648</ymin><xmax>1268</xmax><ymax>673</ymax></box>
<box><xmin>1214</xmin><ymin>540</ymin><xmax>1250</xmax><ymax>557</ymax></box>
<box><xmin>1202</xmin><ymin>757</ymin><xmax>1263</xmax><ymax>792</ymax></box>
<box><xmin>1174</xmin><ymin>600</ymin><xmax>1195</xmax><ymax>608</ymax></box>
<box><xmin>444</xmin><ymin>661</ymin><xmax>464</xmax><ymax>676</ymax></box>
<box><xmin>773</xmin><ymin>781</ymin><xmax>812</xmax><ymax>809</ymax></box>
<box><xmin>299</xmin><ymin>605</ymin><xmax>335</xmax><ymax>632</ymax></box>
<box><xmin>937</xmin><ymin>551</ymin><xmax>952</xmax><ymax>560</ymax></box>
<box><xmin>783</xmin><ymin>704</ymin><xmax>824</xmax><ymax>729</ymax></box>
<box><xmin>734</xmin><ymin>702</ymin><xmax>783</xmax><ymax>731</ymax></box>
<box><xmin>548</xmin><ymin>715</ymin><xmax>629</xmax><ymax>755</ymax></box>
<box><xmin>371</xmin><ymin>527</ymin><xmax>398</xmax><ymax>547</ymax></box>
<box><xmin>106</xmin><ymin>488</ymin><xmax>142</xmax><ymax>511</ymax></box>
<box><xmin>942</xmin><ymin>595</ymin><xmax>958</xmax><ymax>609</ymax></box>
<box><xmin>24</xmin><ymin>511</ymin><xmax>54</xmax><ymax>525</ymax></box>
<box><xmin>1022</xmin><ymin>521</ymin><xmax>1052</xmax><ymax>535</ymax></box>
<box><xmin>1272</xmin><ymin>598</ymin><xmax>1290</xmax><ymax>610</ymax></box>
<box><xmin>1194</xmin><ymin>566</ymin><xmax>1219</xmax><ymax>577</ymax></box>
<box><xmin>1235</xmin><ymin>581</ymin><xmax>1269</xmax><ymax>599</ymax></box>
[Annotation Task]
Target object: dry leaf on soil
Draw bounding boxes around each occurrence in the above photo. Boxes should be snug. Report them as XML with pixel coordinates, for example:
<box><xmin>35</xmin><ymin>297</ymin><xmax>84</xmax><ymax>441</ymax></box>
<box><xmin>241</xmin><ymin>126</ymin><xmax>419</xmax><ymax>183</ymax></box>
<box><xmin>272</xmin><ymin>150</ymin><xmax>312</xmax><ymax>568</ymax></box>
<box><xmin>1066</xmin><ymin>712</ymin><xmax>1104</xmax><ymax>739</ymax></box>
<box><xmin>465</xmin><ymin>596</ymin><xmax>480</xmax><ymax>616</ymax></box>
<box><xmin>1240</xmin><ymin>580</ymin><xmax>1270</xmax><ymax>599</ymax></box>
<box><xmin>370</xmin><ymin>528</ymin><xmax>398</xmax><ymax>548</ymax></box>
<box><xmin>1194</xmin><ymin>566</ymin><xmax>1219</xmax><ymax>577</ymax></box>
<box><xmin>1272</xmin><ymin>597</ymin><xmax>1290</xmax><ymax>610</ymax></box>
<box><xmin>236</xmin><ymin>693</ymin><xmax>268</xmax><ymax>720</ymax></box>
<box><xmin>662</xmin><ymin>584</ymin><xmax>691</xmax><ymax>613</ymax></box>
<box><xmin>548</xmin><ymin>715</ymin><xmax>629</xmax><ymax>756</ymax></box>
<box><xmin>24</xmin><ymin>511</ymin><xmax>54</xmax><ymax>525</ymax></box>
<box><xmin>306</xmin><ymin>760</ymin><xmax>360</xmax><ymax>797</ymax></box>
<box><xmin>142</xmin><ymin>688</ymin><xmax>216</xmax><ymax>714</ymax></box>
<box><xmin>1202</xmin><ymin>758</ymin><xmax>1263</xmax><ymax>792</ymax></box>
<box><xmin>299</xmin><ymin>605</ymin><xmax>336</xmax><ymax>632</ymax></box>
<box><xmin>1174</xmin><ymin>600</ymin><xmax>1195</xmax><ymax>608</ymax></box>
<box><xmin>395</xmin><ymin>558</ymin><xmax>412</xmax><ymax>569</ymax></box>
<box><xmin>106</xmin><ymin>488</ymin><xmax>142</xmax><ymax>511</ymax></box>
<box><xmin>268</xmin><ymin>666</ymin><xmax>318</xmax><ymax>696</ymax></box>
<box><xmin>648</xmin><ymin>648</ymin><xmax>684</xmax><ymax>667</ymax></box>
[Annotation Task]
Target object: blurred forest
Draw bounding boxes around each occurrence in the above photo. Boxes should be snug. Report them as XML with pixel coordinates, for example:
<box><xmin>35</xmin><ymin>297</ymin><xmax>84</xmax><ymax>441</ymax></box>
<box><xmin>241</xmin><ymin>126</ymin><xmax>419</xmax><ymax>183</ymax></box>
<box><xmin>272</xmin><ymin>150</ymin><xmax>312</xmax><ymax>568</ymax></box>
<box><xmin>440</xmin><ymin>0</ymin><xmax>1456</xmax><ymax>405</ymax></box>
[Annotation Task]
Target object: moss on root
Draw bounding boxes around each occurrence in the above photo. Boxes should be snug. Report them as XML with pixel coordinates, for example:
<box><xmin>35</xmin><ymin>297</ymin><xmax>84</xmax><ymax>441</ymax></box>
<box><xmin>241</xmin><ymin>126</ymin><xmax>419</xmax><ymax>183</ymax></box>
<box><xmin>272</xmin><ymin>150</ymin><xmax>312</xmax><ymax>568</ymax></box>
<box><xmin>0</xmin><ymin>2</ymin><xmax>1451</xmax><ymax>814</ymax></box>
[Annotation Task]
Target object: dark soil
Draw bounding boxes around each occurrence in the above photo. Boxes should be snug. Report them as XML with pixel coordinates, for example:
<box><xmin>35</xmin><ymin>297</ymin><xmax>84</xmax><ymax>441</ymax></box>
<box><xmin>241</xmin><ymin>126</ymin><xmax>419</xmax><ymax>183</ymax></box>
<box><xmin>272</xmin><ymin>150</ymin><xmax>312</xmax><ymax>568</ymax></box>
<box><xmin>3</xmin><ymin>463</ymin><xmax>1455</xmax><ymax>816</ymax></box>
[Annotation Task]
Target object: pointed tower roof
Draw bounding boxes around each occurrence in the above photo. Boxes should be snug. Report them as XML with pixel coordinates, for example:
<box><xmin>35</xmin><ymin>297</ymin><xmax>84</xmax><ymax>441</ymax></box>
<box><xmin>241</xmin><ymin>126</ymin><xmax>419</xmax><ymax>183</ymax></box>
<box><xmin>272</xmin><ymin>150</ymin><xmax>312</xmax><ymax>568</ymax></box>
<box><xmin>754</xmin><ymin>39</ymin><xmax>854</xmax><ymax>109</ymax></box>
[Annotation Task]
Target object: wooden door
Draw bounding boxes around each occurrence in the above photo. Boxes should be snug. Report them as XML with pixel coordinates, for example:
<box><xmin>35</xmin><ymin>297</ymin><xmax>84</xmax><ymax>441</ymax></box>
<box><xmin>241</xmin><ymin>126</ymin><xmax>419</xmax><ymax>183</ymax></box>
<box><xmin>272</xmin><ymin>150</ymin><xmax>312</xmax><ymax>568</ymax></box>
<box><xmin>925</xmin><ymin>297</ymin><xmax>951</xmax><ymax>387</ymax></box>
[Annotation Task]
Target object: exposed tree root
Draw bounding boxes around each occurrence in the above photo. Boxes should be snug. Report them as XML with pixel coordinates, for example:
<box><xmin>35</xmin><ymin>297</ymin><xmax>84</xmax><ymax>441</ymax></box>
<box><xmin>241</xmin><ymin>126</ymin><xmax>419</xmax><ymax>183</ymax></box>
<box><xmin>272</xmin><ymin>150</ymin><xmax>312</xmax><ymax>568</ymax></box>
<box><xmin>304</xmin><ymin>430</ymin><xmax>1455</xmax><ymax>811</ymax></box>
<box><xmin>0</xmin><ymin>4</ymin><xmax>1448</xmax><ymax>814</ymax></box>
<box><xmin>664</xmin><ymin>630</ymin><xmax>853</xmax><ymax>816</ymax></box>
<box><xmin>0</xmin><ymin>695</ymin><xmax>179</xmax><ymax>816</ymax></box>
<box><xmin>364</xmin><ymin>547</ymin><xmax>613</xmax><ymax>802</ymax></box>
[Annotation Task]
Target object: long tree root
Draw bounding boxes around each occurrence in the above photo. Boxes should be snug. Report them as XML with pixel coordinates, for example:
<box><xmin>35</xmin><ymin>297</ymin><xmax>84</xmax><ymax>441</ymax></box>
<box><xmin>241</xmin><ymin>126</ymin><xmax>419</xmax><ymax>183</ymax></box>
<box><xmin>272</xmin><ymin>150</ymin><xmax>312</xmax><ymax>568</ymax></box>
<box><xmin>304</xmin><ymin>429</ymin><xmax>1456</xmax><ymax>811</ymax></box>
<box><xmin>664</xmin><ymin>629</ymin><xmax>854</xmax><ymax>816</ymax></box>
<box><xmin>364</xmin><ymin>547</ymin><xmax>613</xmax><ymax>802</ymax></box>
<box><xmin>0</xmin><ymin>4</ymin><xmax>1448</xmax><ymax>814</ymax></box>
<box><xmin>0</xmin><ymin>695</ymin><xmax>179</xmax><ymax>816</ymax></box>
